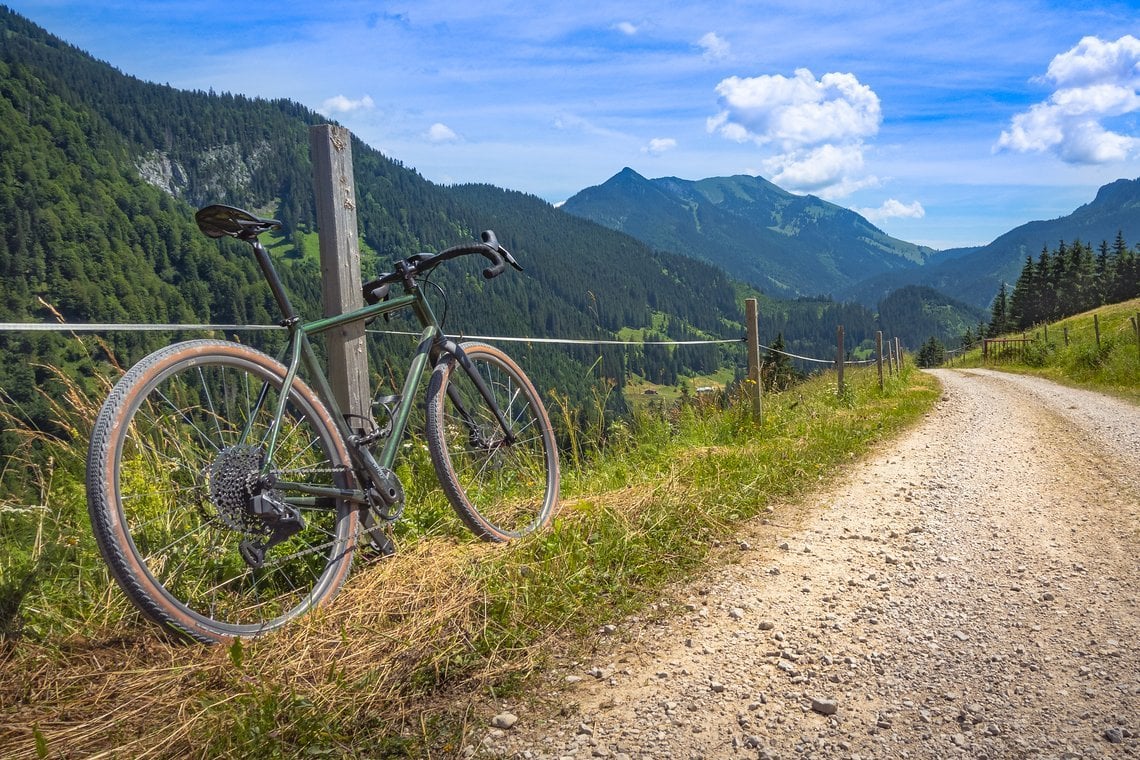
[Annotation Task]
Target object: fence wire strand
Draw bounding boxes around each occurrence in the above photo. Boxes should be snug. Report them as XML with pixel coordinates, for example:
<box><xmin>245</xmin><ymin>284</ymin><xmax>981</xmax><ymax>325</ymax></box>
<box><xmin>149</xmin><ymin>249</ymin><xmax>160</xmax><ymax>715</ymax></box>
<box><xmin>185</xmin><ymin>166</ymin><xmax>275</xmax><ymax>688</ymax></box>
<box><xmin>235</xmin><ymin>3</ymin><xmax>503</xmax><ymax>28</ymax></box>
<box><xmin>0</xmin><ymin>322</ymin><xmax>888</xmax><ymax>366</ymax></box>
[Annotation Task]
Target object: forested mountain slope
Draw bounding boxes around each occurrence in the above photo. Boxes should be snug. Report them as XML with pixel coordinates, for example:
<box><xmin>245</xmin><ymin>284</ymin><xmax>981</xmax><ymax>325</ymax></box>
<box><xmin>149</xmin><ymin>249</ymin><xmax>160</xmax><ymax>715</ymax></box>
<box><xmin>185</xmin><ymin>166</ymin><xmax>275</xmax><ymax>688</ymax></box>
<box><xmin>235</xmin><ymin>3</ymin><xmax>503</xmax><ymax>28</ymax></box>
<box><xmin>840</xmin><ymin>178</ymin><xmax>1140</xmax><ymax>309</ymax></box>
<box><xmin>0</xmin><ymin>7</ymin><xmax>754</xmax><ymax>440</ymax></box>
<box><xmin>561</xmin><ymin>168</ymin><xmax>940</xmax><ymax>298</ymax></box>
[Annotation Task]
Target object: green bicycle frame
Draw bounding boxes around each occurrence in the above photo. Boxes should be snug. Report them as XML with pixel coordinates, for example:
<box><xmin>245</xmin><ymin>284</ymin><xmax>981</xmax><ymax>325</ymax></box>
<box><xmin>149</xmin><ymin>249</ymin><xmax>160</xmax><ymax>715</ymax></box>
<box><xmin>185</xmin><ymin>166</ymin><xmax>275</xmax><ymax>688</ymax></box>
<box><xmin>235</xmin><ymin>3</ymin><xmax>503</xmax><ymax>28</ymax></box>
<box><xmin>245</xmin><ymin>239</ymin><xmax>443</xmax><ymax>508</ymax></box>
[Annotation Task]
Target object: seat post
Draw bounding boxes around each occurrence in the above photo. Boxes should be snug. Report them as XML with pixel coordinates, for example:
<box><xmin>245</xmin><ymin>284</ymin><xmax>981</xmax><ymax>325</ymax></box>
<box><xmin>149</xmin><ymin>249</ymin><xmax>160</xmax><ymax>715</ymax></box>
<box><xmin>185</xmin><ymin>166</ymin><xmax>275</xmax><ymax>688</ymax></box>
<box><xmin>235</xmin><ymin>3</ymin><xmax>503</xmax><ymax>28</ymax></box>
<box><xmin>249</xmin><ymin>239</ymin><xmax>300</xmax><ymax>323</ymax></box>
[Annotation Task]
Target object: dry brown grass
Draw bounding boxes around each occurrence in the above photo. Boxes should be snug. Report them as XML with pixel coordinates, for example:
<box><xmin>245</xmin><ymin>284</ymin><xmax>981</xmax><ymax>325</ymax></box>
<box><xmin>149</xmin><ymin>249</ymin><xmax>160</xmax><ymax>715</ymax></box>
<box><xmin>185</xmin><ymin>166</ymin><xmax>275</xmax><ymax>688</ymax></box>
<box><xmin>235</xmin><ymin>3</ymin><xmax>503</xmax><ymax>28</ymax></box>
<box><xmin>0</xmin><ymin>451</ymin><xmax>716</xmax><ymax>758</ymax></box>
<box><xmin>0</xmin><ymin>537</ymin><xmax>519</xmax><ymax>758</ymax></box>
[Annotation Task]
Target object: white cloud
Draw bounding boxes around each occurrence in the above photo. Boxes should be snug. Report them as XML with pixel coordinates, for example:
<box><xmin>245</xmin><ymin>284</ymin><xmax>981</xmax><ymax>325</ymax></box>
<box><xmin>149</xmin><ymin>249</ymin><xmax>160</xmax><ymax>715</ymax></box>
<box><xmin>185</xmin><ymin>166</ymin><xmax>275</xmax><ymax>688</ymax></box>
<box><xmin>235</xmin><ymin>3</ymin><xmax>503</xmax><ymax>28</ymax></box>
<box><xmin>426</xmin><ymin>123</ymin><xmax>460</xmax><ymax>143</ymax></box>
<box><xmin>614</xmin><ymin>21</ymin><xmax>638</xmax><ymax>36</ymax></box>
<box><xmin>698</xmin><ymin>32</ymin><xmax>730</xmax><ymax>61</ymax></box>
<box><xmin>320</xmin><ymin>94</ymin><xmax>375</xmax><ymax>114</ymax></box>
<box><xmin>857</xmin><ymin>198</ymin><xmax>926</xmax><ymax>223</ymax></box>
<box><xmin>553</xmin><ymin>112</ymin><xmax>626</xmax><ymax>140</ymax></box>
<box><xmin>996</xmin><ymin>35</ymin><xmax>1140</xmax><ymax>164</ymax></box>
<box><xmin>642</xmin><ymin>137</ymin><xmax>677</xmax><ymax>156</ymax></box>
<box><xmin>708</xmin><ymin>68</ymin><xmax>881</xmax><ymax>196</ymax></box>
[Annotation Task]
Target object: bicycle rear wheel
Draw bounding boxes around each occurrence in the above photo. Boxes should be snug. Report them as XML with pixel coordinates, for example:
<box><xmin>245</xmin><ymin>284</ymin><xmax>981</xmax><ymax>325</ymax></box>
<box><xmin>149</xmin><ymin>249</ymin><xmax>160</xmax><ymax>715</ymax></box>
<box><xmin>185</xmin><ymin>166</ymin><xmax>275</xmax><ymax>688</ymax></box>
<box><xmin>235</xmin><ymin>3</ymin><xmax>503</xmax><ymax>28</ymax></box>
<box><xmin>86</xmin><ymin>339</ymin><xmax>358</xmax><ymax>643</ymax></box>
<box><xmin>425</xmin><ymin>342</ymin><xmax>559</xmax><ymax>541</ymax></box>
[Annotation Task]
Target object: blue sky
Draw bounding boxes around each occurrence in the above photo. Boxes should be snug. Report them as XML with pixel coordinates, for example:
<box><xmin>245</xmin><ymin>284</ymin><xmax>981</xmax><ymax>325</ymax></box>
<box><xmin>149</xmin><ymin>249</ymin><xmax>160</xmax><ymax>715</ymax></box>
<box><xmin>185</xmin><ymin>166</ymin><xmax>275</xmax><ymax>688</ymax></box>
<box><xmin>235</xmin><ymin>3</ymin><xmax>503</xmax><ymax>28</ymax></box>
<box><xmin>8</xmin><ymin>1</ymin><xmax>1140</xmax><ymax>249</ymax></box>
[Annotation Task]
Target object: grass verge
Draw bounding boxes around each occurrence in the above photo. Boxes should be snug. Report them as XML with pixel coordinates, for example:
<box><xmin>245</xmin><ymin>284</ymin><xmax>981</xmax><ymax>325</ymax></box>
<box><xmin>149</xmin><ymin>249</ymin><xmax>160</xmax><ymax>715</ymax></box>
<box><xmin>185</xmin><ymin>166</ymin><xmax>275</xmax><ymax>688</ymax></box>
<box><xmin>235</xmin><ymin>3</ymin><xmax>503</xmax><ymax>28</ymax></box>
<box><xmin>0</xmin><ymin>362</ymin><xmax>938</xmax><ymax>758</ymax></box>
<box><xmin>949</xmin><ymin>297</ymin><xmax>1140</xmax><ymax>403</ymax></box>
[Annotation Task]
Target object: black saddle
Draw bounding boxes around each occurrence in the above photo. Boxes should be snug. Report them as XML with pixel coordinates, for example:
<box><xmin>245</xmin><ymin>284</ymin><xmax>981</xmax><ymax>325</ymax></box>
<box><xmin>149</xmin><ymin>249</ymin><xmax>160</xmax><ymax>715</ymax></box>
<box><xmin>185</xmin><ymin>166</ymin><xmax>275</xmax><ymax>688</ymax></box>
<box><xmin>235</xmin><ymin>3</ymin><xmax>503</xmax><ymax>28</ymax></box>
<box><xmin>195</xmin><ymin>205</ymin><xmax>281</xmax><ymax>240</ymax></box>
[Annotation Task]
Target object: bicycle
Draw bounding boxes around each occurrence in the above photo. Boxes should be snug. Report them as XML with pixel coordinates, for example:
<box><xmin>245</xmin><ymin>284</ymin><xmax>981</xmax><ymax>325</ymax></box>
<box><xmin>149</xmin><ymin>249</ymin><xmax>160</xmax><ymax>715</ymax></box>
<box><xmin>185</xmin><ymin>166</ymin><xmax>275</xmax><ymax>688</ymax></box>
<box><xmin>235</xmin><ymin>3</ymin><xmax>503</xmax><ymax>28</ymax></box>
<box><xmin>86</xmin><ymin>204</ymin><xmax>560</xmax><ymax>644</ymax></box>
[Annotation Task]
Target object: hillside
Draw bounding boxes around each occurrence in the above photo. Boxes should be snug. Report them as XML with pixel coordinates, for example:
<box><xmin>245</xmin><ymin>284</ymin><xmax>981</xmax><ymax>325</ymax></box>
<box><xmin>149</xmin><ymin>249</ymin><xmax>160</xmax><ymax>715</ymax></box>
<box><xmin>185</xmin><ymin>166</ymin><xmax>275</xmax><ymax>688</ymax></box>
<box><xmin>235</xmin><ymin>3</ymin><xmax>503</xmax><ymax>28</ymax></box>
<box><xmin>561</xmin><ymin>168</ymin><xmax>940</xmax><ymax>298</ymax></box>
<box><xmin>0</xmin><ymin>7</ymin><xmax>757</xmax><ymax>439</ymax></box>
<box><xmin>841</xmin><ymin>178</ymin><xmax>1140</xmax><ymax>309</ymax></box>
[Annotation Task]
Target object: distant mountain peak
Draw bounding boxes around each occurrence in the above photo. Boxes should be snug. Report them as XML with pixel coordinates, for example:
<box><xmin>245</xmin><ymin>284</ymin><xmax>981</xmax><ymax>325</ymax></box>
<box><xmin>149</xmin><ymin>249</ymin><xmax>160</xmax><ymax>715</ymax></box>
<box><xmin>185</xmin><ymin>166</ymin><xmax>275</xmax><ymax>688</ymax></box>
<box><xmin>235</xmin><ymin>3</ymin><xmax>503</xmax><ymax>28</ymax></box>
<box><xmin>840</xmin><ymin>176</ymin><xmax>1140</xmax><ymax>309</ymax></box>
<box><xmin>1088</xmin><ymin>177</ymin><xmax>1140</xmax><ymax>209</ymax></box>
<box><xmin>561</xmin><ymin>169</ymin><xmax>935</xmax><ymax>298</ymax></box>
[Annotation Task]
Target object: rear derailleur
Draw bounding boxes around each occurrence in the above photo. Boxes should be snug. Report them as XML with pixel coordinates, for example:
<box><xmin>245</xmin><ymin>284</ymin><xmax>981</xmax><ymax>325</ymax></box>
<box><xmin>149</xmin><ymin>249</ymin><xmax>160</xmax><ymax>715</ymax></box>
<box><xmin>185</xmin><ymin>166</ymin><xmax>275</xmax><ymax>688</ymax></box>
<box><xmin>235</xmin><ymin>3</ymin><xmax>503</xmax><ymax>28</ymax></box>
<box><xmin>238</xmin><ymin>487</ymin><xmax>305</xmax><ymax>569</ymax></box>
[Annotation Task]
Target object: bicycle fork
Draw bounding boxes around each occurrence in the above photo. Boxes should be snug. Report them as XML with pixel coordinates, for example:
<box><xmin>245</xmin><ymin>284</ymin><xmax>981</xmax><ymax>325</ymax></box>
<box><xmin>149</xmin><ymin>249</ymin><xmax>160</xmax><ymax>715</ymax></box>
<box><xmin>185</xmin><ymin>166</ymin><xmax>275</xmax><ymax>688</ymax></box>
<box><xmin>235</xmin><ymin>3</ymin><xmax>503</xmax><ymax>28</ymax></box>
<box><xmin>434</xmin><ymin>337</ymin><xmax>518</xmax><ymax>447</ymax></box>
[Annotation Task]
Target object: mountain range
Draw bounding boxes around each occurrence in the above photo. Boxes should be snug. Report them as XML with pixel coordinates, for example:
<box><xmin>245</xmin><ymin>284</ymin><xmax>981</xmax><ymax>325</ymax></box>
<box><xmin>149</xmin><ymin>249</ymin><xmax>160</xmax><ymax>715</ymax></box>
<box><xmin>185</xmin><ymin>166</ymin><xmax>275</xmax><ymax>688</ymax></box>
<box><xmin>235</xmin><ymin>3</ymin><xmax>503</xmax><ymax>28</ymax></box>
<box><xmin>839</xmin><ymin>178</ymin><xmax>1140</xmax><ymax>308</ymax></box>
<box><xmin>564</xmin><ymin>167</ymin><xmax>1140</xmax><ymax>312</ymax></box>
<box><xmin>562</xmin><ymin>168</ymin><xmax>942</xmax><ymax>299</ymax></box>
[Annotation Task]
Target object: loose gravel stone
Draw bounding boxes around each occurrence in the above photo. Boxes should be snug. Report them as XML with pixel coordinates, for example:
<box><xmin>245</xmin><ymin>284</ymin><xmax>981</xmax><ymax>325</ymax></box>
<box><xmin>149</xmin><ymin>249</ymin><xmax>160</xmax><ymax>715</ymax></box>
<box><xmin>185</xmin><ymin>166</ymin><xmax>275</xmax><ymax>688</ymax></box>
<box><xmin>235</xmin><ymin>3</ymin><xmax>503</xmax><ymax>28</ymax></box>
<box><xmin>811</xmin><ymin>698</ymin><xmax>839</xmax><ymax>716</ymax></box>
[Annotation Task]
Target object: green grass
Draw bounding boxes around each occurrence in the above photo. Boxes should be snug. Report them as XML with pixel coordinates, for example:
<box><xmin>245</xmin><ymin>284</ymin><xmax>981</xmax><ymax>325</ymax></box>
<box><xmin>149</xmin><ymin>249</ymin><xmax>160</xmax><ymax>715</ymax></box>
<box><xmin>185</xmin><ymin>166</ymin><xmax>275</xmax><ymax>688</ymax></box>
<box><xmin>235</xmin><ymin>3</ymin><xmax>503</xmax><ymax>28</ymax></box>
<box><xmin>950</xmin><ymin>297</ymin><xmax>1140</xmax><ymax>403</ymax></box>
<box><xmin>0</xmin><ymin>360</ymin><xmax>938</xmax><ymax>758</ymax></box>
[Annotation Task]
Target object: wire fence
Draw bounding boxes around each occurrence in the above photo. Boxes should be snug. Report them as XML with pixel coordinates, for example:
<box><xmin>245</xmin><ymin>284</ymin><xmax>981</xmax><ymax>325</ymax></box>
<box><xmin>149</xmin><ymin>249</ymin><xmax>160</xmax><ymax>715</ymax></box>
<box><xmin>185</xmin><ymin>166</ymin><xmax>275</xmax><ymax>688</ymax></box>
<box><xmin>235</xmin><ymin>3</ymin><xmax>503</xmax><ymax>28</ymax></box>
<box><xmin>0</xmin><ymin>321</ymin><xmax>886</xmax><ymax>367</ymax></box>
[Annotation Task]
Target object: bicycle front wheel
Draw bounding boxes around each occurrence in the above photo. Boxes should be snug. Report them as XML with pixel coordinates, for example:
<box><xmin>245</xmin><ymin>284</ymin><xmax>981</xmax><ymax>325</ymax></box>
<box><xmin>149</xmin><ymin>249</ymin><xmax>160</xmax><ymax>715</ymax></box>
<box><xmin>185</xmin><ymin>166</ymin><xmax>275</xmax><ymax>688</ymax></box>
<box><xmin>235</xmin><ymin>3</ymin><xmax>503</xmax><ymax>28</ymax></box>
<box><xmin>425</xmin><ymin>341</ymin><xmax>559</xmax><ymax>541</ymax></box>
<box><xmin>86</xmin><ymin>340</ymin><xmax>358</xmax><ymax>643</ymax></box>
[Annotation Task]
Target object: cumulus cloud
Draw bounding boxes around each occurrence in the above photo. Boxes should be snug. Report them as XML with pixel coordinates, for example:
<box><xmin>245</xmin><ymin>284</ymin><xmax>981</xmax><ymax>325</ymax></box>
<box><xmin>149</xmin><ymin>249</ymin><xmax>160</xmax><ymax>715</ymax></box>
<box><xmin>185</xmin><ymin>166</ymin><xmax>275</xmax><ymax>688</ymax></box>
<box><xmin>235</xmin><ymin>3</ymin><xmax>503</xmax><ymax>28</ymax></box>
<box><xmin>857</xmin><ymin>199</ymin><xmax>926</xmax><ymax>223</ymax></box>
<box><xmin>698</xmin><ymin>32</ymin><xmax>730</xmax><ymax>61</ymax></box>
<box><xmin>707</xmin><ymin>68</ymin><xmax>881</xmax><ymax>196</ymax></box>
<box><xmin>996</xmin><ymin>35</ymin><xmax>1140</xmax><ymax>164</ymax></box>
<box><xmin>614</xmin><ymin>21</ymin><xmax>639</xmax><ymax>36</ymax></box>
<box><xmin>321</xmin><ymin>94</ymin><xmax>375</xmax><ymax>114</ymax></box>
<box><xmin>426</xmin><ymin>123</ymin><xmax>460</xmax><ymax>143</ymax></box>
<box><xmin>642</xmin><ymin>137</ymin><xmax>677</xmax><ymax>156</ymax></box>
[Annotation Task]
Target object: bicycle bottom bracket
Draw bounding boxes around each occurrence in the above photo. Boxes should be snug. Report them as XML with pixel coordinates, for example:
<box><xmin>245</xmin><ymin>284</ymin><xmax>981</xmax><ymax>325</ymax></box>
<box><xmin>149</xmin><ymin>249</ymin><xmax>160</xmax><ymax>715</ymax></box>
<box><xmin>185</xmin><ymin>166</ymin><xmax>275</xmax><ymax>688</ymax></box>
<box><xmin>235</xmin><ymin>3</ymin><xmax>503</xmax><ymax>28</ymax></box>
<box><xmin>368</xmin><ymin>466</ymin><xmax>405</xmax><ymax>521</ymax></box>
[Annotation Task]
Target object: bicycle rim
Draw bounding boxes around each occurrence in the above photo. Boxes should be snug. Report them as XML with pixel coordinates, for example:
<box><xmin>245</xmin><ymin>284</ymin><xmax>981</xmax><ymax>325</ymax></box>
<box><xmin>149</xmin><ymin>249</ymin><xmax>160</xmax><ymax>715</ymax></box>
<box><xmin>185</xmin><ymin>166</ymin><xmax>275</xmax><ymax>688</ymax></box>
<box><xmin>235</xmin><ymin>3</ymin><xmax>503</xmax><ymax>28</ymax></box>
<box><xmin>88</xmin><ymin>341</ymin><xmax>357</xmax><ymax>641</ymax></box>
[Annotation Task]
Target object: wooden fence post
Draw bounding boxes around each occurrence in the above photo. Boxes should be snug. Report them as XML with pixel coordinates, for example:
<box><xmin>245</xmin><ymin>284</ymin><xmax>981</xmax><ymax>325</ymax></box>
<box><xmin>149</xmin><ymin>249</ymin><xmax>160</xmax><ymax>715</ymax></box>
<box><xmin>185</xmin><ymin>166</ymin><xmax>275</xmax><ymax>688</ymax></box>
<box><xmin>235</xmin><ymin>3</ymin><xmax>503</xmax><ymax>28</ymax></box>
<box><xmin>744</xmin><ymin>297</ymin><xmax>763</xmax><ymax>422</ymax></box>
<box><xmin>1094</xmin><ymin>313</ymin><xmax>1101</xmax><ymax>348</ymax></box>
<box><xmin>876</xmin><ymin>330</ymin><xmax>884</xmax><ymax>390</ymax></box>
<box><xmin>894</xmin><ymin>337</ymin><xmax>902</xmax><ymax>373</ymax></box>
<box><xmin>836</xmin><ymin>324</ymin><xmax>845</xmax><ymax>397</ymax></box>
<box><xmin>310</xmin><ymin>124</ymin><xmax>370</xmax><ymax>430</ymax></box>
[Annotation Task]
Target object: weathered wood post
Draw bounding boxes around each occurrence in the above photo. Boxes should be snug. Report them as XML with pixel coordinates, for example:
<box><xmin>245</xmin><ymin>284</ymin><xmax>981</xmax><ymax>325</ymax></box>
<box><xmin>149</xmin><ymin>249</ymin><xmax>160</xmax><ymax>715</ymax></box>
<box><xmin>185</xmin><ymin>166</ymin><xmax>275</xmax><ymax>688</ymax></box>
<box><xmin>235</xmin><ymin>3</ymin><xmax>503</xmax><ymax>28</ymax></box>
<box><xmin>876</xmin><ymin>330</ymin><xmax>884</xmax><ymax>390</ymax></box>
<box><xmin>744</xmin><ymin>297</ymin><xmax>763</xmax><ymax>422</ymax></box>
<box><xmin>310</xmin><ymin>124</ymin><xmax>370</xmax><ymax>429</ymax></box>
<box><xmin>836</xmin><ymin>324</ymin><xmax>845</xmax><ymax>397</ymax></box>
<box><xmin>1094</xmin><ymin>313</ymin><xmax>1101</xmax><ymax>348</ymax></box>
<box><xmin>894</xmin><ymin>337</ymin><xmax>902</xmax><ymax>373</ymax></box>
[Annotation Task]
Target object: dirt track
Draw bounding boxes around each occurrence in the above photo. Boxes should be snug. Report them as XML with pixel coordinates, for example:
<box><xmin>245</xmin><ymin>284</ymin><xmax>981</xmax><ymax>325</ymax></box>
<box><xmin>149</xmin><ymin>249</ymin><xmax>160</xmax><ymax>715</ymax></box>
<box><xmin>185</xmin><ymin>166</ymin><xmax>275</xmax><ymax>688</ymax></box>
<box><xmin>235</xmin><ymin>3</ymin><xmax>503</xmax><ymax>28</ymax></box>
<box><xmin>469</xmin><ymin>368</ymin><xmax>1140</xmax><ymax>759</ymax></box>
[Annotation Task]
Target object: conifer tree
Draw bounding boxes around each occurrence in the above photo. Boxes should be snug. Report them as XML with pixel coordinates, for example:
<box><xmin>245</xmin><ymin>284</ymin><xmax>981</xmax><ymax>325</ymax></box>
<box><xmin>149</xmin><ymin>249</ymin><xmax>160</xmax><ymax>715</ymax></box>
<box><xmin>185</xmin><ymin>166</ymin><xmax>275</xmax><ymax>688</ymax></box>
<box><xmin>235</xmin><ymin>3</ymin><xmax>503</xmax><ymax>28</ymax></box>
<box><xmin>763</xmin><ymin>332</ymin><xmax>798</xmax><ymax>391</ymax></box>
<box><xmin>987</xmin><ymin>282</ymin><xmax>1013</xmax><ymax>337</ymax></box>
<box><xmin>1009</xmin><ymin>255</ymin><xmax>1035</xmax><ymax>329</ymax></box>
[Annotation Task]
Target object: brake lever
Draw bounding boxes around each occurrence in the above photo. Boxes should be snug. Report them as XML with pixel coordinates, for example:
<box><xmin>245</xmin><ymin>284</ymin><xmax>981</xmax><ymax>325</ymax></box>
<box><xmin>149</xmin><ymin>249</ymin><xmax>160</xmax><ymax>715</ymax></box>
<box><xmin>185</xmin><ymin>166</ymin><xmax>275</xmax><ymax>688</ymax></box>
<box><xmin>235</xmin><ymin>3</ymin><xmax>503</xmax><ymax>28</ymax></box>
<box><xmin>480</xmin><ymin>230</ymin><xmax>523</xmax><ymax>271</ymax></box>
<box><xmin>501</xmin><ymin>247</ymin><xmax>523</xmax><ymax>271</ymax></box>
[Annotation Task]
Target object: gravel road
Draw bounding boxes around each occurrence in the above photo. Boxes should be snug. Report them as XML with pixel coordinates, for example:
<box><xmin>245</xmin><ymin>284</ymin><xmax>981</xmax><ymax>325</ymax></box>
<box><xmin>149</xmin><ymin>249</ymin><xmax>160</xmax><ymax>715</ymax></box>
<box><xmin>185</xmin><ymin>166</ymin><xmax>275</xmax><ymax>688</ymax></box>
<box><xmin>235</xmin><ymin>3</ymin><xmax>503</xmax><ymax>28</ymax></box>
<box><xmin>469</xmin><ymin>368</ymin><xmax>1140</xmax><ymax>760</ymax></box>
